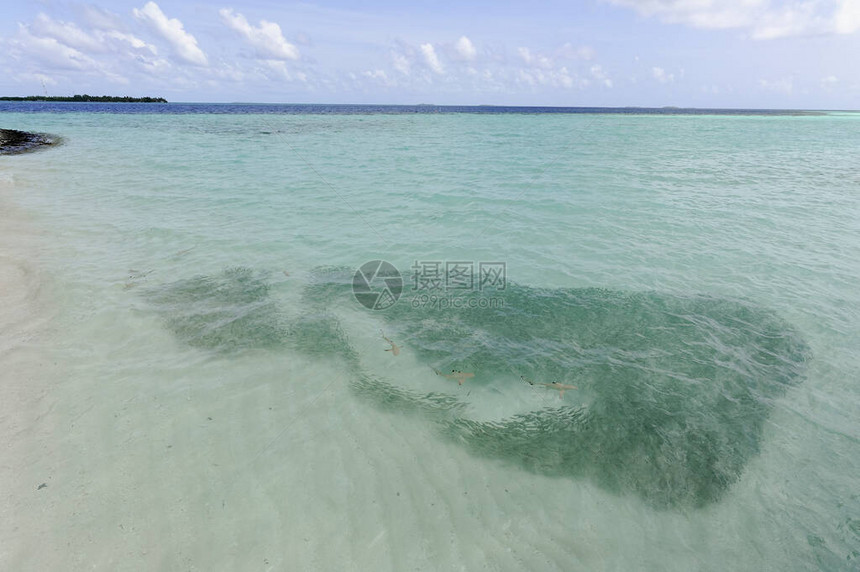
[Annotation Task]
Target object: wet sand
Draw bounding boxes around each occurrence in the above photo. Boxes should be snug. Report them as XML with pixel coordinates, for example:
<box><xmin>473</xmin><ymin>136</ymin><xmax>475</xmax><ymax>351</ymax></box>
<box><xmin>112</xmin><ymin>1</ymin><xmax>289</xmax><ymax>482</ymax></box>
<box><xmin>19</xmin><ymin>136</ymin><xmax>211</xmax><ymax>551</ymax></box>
<box><xmin>0</xmin><ymin>180</ymin><xmax>63</xmax><ymax>569</ymax></box>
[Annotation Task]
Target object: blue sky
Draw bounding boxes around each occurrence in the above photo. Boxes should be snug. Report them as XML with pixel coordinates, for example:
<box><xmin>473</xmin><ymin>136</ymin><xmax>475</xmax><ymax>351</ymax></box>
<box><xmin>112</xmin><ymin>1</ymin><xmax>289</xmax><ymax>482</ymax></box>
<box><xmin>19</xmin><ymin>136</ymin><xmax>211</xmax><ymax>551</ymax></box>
<box><xmin>1</xmin><ymin>0</ymin><xmax>858</xmax><ymax>108</ymax></box>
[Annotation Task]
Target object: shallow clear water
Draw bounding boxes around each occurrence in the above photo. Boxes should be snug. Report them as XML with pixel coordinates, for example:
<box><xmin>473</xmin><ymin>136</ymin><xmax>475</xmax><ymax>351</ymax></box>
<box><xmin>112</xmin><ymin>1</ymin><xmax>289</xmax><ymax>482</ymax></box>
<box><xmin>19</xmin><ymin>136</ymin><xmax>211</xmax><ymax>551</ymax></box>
<box><xmin>2</xmin><ymin>107</ymin><xmax>860</xmax><ymax>570</ymax></box>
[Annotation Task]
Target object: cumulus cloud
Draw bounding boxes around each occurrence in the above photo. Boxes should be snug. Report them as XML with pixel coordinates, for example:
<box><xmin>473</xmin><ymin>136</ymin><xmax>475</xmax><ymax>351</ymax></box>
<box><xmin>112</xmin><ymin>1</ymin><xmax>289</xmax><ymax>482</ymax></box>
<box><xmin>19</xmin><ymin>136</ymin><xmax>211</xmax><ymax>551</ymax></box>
<box><xmin>361</xmin><ymin>69</ymin><xmax>395</xmax><ymax>87</ymax></box>
<box><xmin>834</xmin><ymin>0</ymin><xmax>860</xmax><ymax>33</ymax></box>
<box><xmin>751</xmin><ymin>2</ymin><xmax>829</xmax><ymax>40</ymax></box>
<box><xmin>27</xmin><ymin>13</ymin><xmax>156</xmax><ymax>56</ymax></box>
<box><xmin>454</xmin><ymin>36</ymin><xmax>476</xmax><ymax>61</ymax></box>
<box><xmin>516</xmin><ymin>66</ymin><xmax>581</xmax><ymax>89</ymax></box>
<box><xmin>391</xmin><ymin>51</ymin><xmax>411</xmax><ymax>76</ymax></box>
<box><xmin>0</xmin><ymin>11</ymin><xmax>183</xmax><ymax>90</ymax></box>
<box><xmin>420</xmin><ymin>43</ymin><xmax>444</xmax><ymax>74</ymax></box>
<box><xmin>11</xmin><ymin>25</ymin><xmax>99</xmax><ymax>71</ymax></box>
<box><xmin>133</xmin><ymin>2</ymin><xmax>208</xmax><ymax>66</ymax></box>
<box><xmin>391</xmin><ymin>53</ymin><xmax>412</xmax><ymax>75</ymax></box>
<box><xmin>378</xmin><ymin>38</ymin><xmax>606</xmax><ymax>95</ymax></box>
<box><xmin>518</xmin><ymin>46</ymin><xmax>553</xmax><ymax>69</ymax></box>
<box><xmin>108</xmin><ymin>31</ymin><xmax>157</xmax><ymax>53</ymax></box>
<box><xmin>652</xmin><ymin>66</ymin><xmax>674</xmax><ymax>83</ymax></box>
<box><xmin>31</xmin><ymin>13</ymin><xmax>104</xmax><ymax>53</ymax></box>
<box><xmin>219</xmin><ymin>8</ymin><xmax>299</xmax><ymax>61</ymax></box>
<box><xmin>590</xmin><ymin>64</ymin><xmax>613</xmax><ymax>87</ymax></box>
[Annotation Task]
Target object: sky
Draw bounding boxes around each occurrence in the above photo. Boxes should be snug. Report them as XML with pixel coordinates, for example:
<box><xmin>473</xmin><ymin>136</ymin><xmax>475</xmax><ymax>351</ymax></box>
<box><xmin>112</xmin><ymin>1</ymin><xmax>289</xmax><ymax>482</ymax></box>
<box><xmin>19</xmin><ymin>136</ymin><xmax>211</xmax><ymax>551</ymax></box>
<box><xmin>1</xmin><ymin>0</ymin><xmax>859</xmax><ymax>108</ymax></box>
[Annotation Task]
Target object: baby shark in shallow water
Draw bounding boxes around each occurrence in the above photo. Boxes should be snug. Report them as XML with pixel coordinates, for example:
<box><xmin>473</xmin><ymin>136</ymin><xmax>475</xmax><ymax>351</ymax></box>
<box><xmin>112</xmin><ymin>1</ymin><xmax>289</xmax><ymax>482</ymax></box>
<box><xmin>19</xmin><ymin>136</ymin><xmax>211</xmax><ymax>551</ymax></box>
<box><xmin>172</xmin><ymin>245</ymin><xmax>196</xmax><ymax>258</ymax></box>
<box><xmin>434</xmin><ymin>369</ymin><xmax>475</xmax><ymax>385</ymax></box>
<box><xmin>380</xmin><ymin>331</ymin><xmax>400</xmax><ymax>356</ymax></box>
<box><xmin>522</xmin><ymin>376</ymin><xmax>577</xmax><ymax>399</ymax></box>
<box><xmin>124</xmin><ymin>269</ymin><xmax>154</xmax><ymax>290</ymax></box>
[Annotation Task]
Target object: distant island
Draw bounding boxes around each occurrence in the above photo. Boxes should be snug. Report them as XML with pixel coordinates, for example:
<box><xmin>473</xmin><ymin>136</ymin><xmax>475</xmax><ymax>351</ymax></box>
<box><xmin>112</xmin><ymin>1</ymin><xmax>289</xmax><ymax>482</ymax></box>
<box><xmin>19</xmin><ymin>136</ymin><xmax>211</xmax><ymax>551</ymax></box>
<box><xmin>0</xmin><ymin>95</ymin><xmax>167</xmax><ymax>103</ymax></box>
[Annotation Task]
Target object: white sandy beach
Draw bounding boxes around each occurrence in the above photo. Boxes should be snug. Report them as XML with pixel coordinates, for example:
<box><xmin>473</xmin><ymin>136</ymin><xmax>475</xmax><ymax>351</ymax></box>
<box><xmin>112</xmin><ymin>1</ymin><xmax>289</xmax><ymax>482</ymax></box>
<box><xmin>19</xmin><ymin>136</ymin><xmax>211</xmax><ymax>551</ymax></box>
<box><xmin>0</xmin><ymin>172</ymin><xmax>64</xmax><ymax>566</ymax></box>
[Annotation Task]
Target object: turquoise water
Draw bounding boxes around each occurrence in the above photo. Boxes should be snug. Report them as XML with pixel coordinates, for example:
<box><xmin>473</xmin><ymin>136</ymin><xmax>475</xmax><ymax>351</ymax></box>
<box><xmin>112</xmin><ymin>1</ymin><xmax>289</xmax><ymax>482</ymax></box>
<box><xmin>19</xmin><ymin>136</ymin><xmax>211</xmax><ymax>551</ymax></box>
<box><xmin>2</xmin><ymin>109</ymin><xmax>860</xmax><ymax>570</ymax></box>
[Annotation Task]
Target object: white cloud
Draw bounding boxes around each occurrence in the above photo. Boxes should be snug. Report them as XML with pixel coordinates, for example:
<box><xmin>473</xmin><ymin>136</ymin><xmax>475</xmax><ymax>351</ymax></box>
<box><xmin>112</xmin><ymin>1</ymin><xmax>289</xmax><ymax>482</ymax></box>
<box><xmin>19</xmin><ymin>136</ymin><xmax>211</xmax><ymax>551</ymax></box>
<box><xmin>518</xmin><ymin>46</ymin><xmax>553</xmax><ymax>69</ymax></box>
<box><xmin>219</xmin><ymin>8</ymin><xmax>299</xmax><ymax>61</ymax></box>
<box><xmin>0</xmin><ymin>13</ymin><xmax>179</xmax><ymax>90</ymax></box>
<box><xmin>590</xmin><ymin>64</ymin><xmax>613</xmax><ymax>87</ymax></box>
<box><xmin>392</xmin><ymin>52</ymin><xmax>411</xmax><ymax>76</ymax></box>
<box><xmin>361</xmin><ymin>69</ymin><xmax>394</xmax><ymax>87</ymax></box>
<box><xmin>133</xmin><ymin>2</ymin><xmax>208</xmax><ymax>66</ymax></box>
<box><xmin>372</xmin><ymin>39</ymin><xmax>608</xmax><ymax>95</ymax></box>
<box><xmin>558</xmin><ymin>67</ymin><xmax>575</xmax><ymax>88</ymax></box>
<box><xmin>835</xmin><ymin>0</ymin><xmax>860</xmax><ymax>33</ymax></box>
<box><xmin>454</xmin><ymin>36</ymin><xmax>476</xmax><ymax>61</ymax></box>
<box><xmin>263</xmin><ymin>60</ymin><xmax>294</xmax><ymax>80</ymax></box>
<box><xmin>31</xmin><ymin>13</ymin><xmax>104</xmax><ymax>53</ymax></box>
<box><xmin>607</xmin><ymin>0</ymin><xmax>766</xmax><ymax>29</ymax></box>
<box><xmin>518</xmin><ymin>46</ymin><xmax>531</xmax><ymax>64</ymax></box>
<box><xmin>107</xmin><ymin>31</ymin><xmax>157</xmax><ymax>53</ymax></box>
<box><xmin>14</xmin><ymin>72</ymin><xmax>59</xmax><ymax>88</ymax></box>
<box><xmin>759</xmin><ymin>76</ymin><xmax>794</xmax><ymax>94</ymax></box>
<box><xmin>11</xmin><ymin>25</ymin><xmax>99</xmax><ymax>71</ymax></box>
<box><xmin>652</xmin><ymin>66</ymin><xmax>674</xmax><ymax>83</ymax></box>
<box><xmin>517</xmin><ymin>69</ymin><xmax>537</xmax><ymax>86</ymax></box>
<box><xmin>821</xmin><ymin>75</ymin><xmax>838</xmax><ymax>89</ymax></box>
<box><xmin>751</xmin><ymin>2</ymin><xmax>827</xmax><ymax>40</ymax></box>
<box><xmin>363</xmin><ymin>69</ymin><xmax>388</xmax><ymax>80</ymax></box>
<box><xmin>27</xmin><ymin>13</ymin><xmax>157</xmax><ymax>57</ymax></box>
<box><xmin>557</xmin><ymin>43</ymin><xmax>595</xmax><ymax>60</ymax></box>
<box><xmin>606</xmin><ymin>0</ymin><xmax>860</xmax><ymax>39</ymax></box>
<box><xmin>421</xmin><ymin>43</ymin><xmax>444</xmax><ymax>74</ymax></box>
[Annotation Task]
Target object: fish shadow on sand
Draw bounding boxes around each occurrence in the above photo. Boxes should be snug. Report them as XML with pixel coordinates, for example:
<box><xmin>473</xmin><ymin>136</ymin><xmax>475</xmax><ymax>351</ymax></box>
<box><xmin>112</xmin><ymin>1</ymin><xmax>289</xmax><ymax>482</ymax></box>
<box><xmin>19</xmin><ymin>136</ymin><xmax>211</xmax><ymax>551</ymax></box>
<box><xmin>143</xmin><ymin>265</ymin><xmax>811</xmax><ymax>510</ymax></box>
<box><xmin>142</xmin><ymin>267</ymin><xmax>289</xmax><ymax>352</ymax></box>
<box><xmin>303</xmin><ymin>267</ymin><xmax>811</xmax><ymax>510</ymax></box>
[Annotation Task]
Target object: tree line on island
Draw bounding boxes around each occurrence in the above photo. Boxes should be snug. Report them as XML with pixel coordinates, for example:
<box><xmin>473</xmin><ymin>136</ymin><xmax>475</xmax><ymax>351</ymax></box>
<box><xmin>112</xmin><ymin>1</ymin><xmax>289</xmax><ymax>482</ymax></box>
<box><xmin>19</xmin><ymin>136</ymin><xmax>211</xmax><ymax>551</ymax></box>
<box><xmin>0</xmin><ymin>94</ymin><xmax>167</xmax><ymax>103</ymax></box>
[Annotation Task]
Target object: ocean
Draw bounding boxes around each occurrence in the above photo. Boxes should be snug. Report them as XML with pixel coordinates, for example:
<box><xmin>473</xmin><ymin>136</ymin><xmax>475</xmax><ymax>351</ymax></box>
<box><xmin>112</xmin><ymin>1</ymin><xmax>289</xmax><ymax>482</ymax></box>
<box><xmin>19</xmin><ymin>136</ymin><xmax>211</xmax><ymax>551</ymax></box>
<box><xmin>1</xmin><ymin>103</ymin><xmax>859</xmax><ymax>570</ymax></box>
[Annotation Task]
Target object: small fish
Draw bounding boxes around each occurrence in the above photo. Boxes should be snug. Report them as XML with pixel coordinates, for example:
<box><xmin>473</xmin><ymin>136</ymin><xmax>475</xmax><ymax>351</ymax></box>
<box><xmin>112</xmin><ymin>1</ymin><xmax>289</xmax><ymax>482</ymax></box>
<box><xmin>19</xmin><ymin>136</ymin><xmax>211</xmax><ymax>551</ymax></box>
<box><xmin>522</xmin><ymin>376</ymin><xmax>577</xmax><ymax>399</ymax></box>
<box><xmin>283</xmin><ymin>270</ymin><xmax>291</xmax><ymax>277</ymax></box>
<box><xmin>127</xmin><ymin>269</ymin><xmax>154</xmax><ymax>280</ymax></box>
<box><xmin>124</xmin><ymin>269</ymin><xmax>154</xmax><ymax>290</ymax></box>
<box><xmin>380</xmin><ymin>331</ymin><xmax>400</xmax><ymax>356</ymax></box>
<box><xmin>434</xmin><ymin>368</ymin><xmax>475</xmax><ymax>386</ymax></box>
<box><xmin>173</xmin><ymin>245</ymin><xmax>196</xmax><ymax>257</ymax></box>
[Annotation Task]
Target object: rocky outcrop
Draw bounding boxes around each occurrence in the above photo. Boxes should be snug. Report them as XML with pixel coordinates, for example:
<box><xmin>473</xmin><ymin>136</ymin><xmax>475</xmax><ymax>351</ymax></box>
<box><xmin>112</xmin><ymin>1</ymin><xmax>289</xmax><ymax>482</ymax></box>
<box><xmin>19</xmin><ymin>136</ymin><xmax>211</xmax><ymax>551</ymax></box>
<box><xmin>0</xmin><ymin>129</ymin><xmax>59</xmax><ymax>155</ymax></box>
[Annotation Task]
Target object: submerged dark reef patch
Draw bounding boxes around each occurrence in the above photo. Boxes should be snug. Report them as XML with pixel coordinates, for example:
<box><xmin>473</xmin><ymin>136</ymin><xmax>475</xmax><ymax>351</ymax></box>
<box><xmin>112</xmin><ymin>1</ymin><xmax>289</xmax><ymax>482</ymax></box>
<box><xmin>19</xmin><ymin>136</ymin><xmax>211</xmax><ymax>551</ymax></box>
<box><xmin>143</xmin><ymin>267</ymin><xmax>288</xmax><ymax>352</ymax></box>
<box><xmin>145</xmin><ymin>266</ymin><xmax>811</xmax><ymax>509</ymax></box>
<box><xmin>0</xmin><ymin>129</ymin><xmax>60</xmax><ymax>155</ymax></box>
